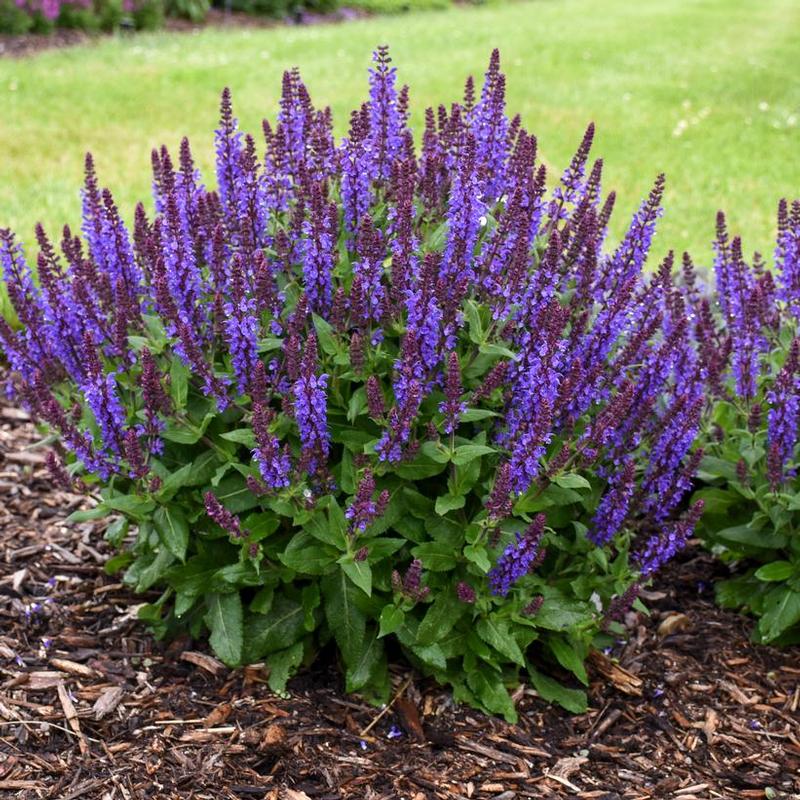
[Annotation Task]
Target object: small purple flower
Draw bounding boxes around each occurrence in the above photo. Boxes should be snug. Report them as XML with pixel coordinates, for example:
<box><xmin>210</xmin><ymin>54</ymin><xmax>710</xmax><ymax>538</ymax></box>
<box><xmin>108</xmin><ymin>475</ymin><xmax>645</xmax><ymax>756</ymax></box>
<box><xmin>292</xmin><ymin>335</ymin><xmax>330</xmax><ymax>476</ymax></box>
<box><xmin>204</xmin><ymin>491</ymin><xmax>247</xmax><ymax>539</ymax></box>
<box><xmin>439</xmin><ymin>352</ymin><xmax>466</xmax><ymax>434</ymax></box>
<box><xmin>345</xmin><ymin>469</ymin><xmax>389</xmax><ymax>533</ymax></box>
<box><xmin>489</xmin><ymin>514</ymin><xmax>546</xmax><ymax>597</ymax></box>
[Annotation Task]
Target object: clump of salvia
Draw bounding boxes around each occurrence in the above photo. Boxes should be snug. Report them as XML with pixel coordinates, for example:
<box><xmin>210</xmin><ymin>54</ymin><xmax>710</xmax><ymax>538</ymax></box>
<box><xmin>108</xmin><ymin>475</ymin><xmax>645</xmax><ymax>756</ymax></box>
<box><xmin>1</xmin><ymin>47</ymin><xmax>708</xmax><ymax>719</ymax></box>
<box><xmin>689</xmin><ymin>202</ymin><xmax>800</xmax><ymax>645</ymax></box>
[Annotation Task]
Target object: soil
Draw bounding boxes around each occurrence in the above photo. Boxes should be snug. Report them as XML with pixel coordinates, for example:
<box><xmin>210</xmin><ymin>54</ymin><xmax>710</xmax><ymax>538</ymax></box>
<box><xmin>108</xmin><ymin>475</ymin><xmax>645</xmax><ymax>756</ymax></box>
<box><xmin>0</xmin><ymin>7</ymin><xmax>368</xmax><ymax>59</ymax></box>
<box><xmin>1</xmin><ymin>403</ymin><xmax>799</xmax><ymax>800</ymax></box>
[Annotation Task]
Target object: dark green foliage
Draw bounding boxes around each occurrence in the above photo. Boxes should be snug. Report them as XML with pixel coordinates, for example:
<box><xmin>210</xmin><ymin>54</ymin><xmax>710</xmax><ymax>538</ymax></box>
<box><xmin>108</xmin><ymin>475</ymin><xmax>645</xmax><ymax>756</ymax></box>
<box><xmin>0</xmin><ymin>0</ymin><xmax>34</xmax><ymax>33</ymax></box>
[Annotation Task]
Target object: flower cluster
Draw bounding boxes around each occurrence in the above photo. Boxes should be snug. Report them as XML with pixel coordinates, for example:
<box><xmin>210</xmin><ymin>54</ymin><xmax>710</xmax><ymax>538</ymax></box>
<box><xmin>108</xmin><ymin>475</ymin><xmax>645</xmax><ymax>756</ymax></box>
<box><xmin>1</xmin><ymin>47</ymin><xmax>714</xmax><ymax>718</ymax></box>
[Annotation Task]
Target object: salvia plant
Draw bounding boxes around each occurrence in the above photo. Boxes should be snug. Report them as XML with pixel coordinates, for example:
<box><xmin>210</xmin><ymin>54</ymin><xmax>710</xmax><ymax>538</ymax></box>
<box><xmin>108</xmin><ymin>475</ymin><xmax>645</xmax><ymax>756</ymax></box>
<box><xmin>0</xmin><ymin>48</ymin><xmax>707</xmax><ymax>720</ymax></box>
<box><xmin>691</xmin><ymin>203</ymin><xmax>800</xmax><ymax>645</ymax></box>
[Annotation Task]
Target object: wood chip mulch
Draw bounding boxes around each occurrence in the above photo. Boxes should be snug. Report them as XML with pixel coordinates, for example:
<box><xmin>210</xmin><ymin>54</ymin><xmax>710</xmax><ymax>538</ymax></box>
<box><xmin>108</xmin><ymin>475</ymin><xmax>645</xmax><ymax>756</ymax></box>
<box><xmin>1</xmin><ymin>404</ymin><xmax>799</xmax><ymax>800</ymax></box>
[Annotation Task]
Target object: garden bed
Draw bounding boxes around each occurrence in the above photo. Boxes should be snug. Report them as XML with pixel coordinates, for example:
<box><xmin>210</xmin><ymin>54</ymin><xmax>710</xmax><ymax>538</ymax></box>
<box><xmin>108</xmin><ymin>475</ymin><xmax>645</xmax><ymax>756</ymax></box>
<box><xmin>0</xmin><ymin>6</ymin><xmax>365</xmax><ymax>58</ymax></box>
<box><xmin>1</xmin><ymin>403</ymin><xmax>799</xmax><ymax>800</ymax></box>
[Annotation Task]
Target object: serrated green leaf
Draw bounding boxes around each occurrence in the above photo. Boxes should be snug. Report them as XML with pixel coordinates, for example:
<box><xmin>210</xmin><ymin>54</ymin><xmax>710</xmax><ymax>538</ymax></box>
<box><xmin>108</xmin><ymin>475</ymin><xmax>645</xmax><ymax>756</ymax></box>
<box><xmin>411</xmin><ymin>541</ymin><xmax>458</xmax><ymax>571</ymax></box>
<box><xmin>103</xmin><ymin>495</ymin><xmax>156</xmax><ymax>520</ymax></box>
<box><xmin>379</xmin><ymin>605</ymin><xmax>405</xmax><ymax>638</ymax></box>
<box><xmin>759</xmin><ymin>587</ymin><xmax>800</xmax><ymax>641</ymax></box>
<box><xmin>266</xmin><ymin>642</ymin><xmax>304</xmax><ymax>696</ymax></box>
<box><xmin>321</xmin><ymin>569</ymin><xmax>367</xmax><ymax>668</ymax></box>
<box><xmin>156</xmin><ymin>463</ymin><xmax>195</xmax><ymax>501</ymax></box>
<box><xmin>220</xmin><ymin>428</ymin><xmax>257</xmax><ymax>448</ymax></box>
<box><xmin>244</xmin><ymin>596</ymin><xmax>305</xmax><ymax>660</ymax></box>
<box><xmin>435</xmin><ymin>493</ymin><xmax>466</xmax><ymax>515</ymax></box>
<box><xmin>467</xmin><ymin>663</ymin><xmax>517</xmax><ymax>722</ymax></box>
<box><xmin>279</xmin><ymin>531</ymin><xmax>337</xmax><ymax>574</ymax></box>
<box><xmin>452</xmin><ymin>444</ymin><xmax>496</xmax><ymax>466</ymax></box>
<box><xmin>340</xmin><ymin>558</ymin><xmax>373</xmax><ymax>596</ymax></box>
<box><xmin>417</xmin><ymin>591</ymin><xmax>465</xmax><ymax>646</ymax></box>
<box><xmin>528</xmin><ymin>667</ymin><xmax>587</xmax><ymax>713</ymax></box>
<box><xmin>313</xmin><ymin>313</ymin><xmax>341</xmax><ymax>357</ymax></box>
<box><xmin>547</xmin><ymin>636</ymin><xmax>588</xmax><ymax>685</ymax></box>
<box><xmin>552</xmin><ymin>473</ymin><xmax>591</xmax><ymax>490</ymax></box>
<box><xmin>345</xmin><ymin>631</ymin><xmax>383</xmax><ymax>692</ymax></box>
<box><xmin>463</xmin><ymin>543</ymin><xmax>491</xmax><ymax>572</ymax></box>
<box><xmin>205</xmin><ymin>593</ymin><xmax>243</xmax><ymax>667</ymax></box>
<box><xmin>476</xmin><ymin>617</ymin><xmax>525</xmax><ymax>665</ymax></box>
<box><xmin>170</xmin><ymin>359</ymin><xmax>189</xmax><ymax>409</ymax></box>
<box><xmin>153</xmin><ymin>505</ymin><xmax>189</xmax><ymax>562</ymax></box>
<box><xmin>461</xmin><ymin>408</ymin><xmax>500</xmax><ymax>422</ymax></box>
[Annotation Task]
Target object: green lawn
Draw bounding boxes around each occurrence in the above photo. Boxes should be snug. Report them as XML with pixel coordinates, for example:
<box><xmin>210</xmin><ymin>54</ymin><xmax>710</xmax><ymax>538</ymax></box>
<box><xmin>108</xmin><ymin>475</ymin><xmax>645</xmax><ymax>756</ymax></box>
<box><xmin>1</xmin><ymin>0</ymin><xmax>799</xmax><ymax>274</ymax></box>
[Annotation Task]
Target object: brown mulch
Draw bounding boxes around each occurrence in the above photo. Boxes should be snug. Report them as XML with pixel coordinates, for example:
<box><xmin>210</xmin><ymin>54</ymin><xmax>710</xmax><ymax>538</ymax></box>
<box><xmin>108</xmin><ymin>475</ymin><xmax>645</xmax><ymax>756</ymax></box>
<box><xmin>1</xmin><ymin>405</ymin><xmax>799</xmax><ymax>800</ymax></box>
<box><xmin>0</xmin><ymin>7</ymin><xmax>367</xmax><ymax>59</ymax></box>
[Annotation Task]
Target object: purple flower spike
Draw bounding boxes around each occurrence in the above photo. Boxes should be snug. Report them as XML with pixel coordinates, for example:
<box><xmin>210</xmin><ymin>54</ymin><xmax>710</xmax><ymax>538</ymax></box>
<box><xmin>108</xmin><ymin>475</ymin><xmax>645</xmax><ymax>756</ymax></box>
<box><xmin>292</xmin><ymin>335</ymin><xmax>330</xmax><ymax>476</ymax></box>
<box><xmin>204</xmin><ymin>491</ymin><xmax>247</xmax><ymax>539</ymax></box>
<box><xmin>439</xmin><ymin>352</ymin><xmax>466</xmax><ymax>434</ymax></box>
<box><xmin>489</xmin><ymin>513</ymin><xmax>547</xmax><ymax>597</ymax></box>
<box><xmin>345</xmin><ymin>469</ymin><xmax>389</xmax><ymax>533</ymax></box>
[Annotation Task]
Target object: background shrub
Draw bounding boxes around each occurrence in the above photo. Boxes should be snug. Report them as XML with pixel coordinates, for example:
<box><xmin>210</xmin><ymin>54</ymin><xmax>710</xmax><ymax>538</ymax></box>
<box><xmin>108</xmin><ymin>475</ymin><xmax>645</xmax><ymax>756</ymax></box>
<box><xmin>0</xmin><ymin>0</ymin><xmax>34</xmax><ymax>33</ymax></box>
<box><xmin>692</xmin><ymin>205</ymin><xmax>800</xmax><ymax>645</ymax></box>
<box><xmin>0</xmin><ymin>48</ymin><xmax>705</xmax><ymax>720</ymax></box>
<box><xmin>164</xmin><ymin>0</ymin><xmax>207</xmax><ymax>21</ymax></box>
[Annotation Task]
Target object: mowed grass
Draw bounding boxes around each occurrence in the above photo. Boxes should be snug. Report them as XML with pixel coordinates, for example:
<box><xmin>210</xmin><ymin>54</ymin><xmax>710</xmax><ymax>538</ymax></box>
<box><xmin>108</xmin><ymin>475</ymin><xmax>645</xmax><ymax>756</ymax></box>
<box><xmin>0</xmin><ymin>0</ymin><xmax>799</xmax><ymax>283</ymax></box>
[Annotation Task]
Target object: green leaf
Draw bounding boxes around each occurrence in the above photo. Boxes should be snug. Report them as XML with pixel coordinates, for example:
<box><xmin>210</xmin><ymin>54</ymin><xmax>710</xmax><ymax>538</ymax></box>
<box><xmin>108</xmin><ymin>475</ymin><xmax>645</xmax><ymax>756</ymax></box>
<box><xmin>220</xmin><ymin>428</ymin><xmax>257</xmax><ymax>448</ymax></box>
<box><xmin>460</xmin><ymin>408</ymin><xmax>500</xmax><ymax>422</ymax></box>
<box><xmin>464</xmin><ymin>299</ymin><xmax>484</xmax><ymax>343</ymax></box>
<box><xmin>66</xmin><ymin>506</ymin><xmax>110</xmax><ymax>523</ymax></box>
<box><xmin>156</xmin><ymin>463</ymin><xmax>195</xmax><ymax>501</ymax></box>
<box><xmin>395</xmin><ymin>454</ymin><xmax>449</xmax><ymax>480</ymax></box>
<box><xmin>363</xmin><ymin>538</ymin><xmax>405</xmax><ymax>561</ymax></box>
<box><xmin>379</xmin><ymin>605</ymin><xmax>405</xmax><ymax>638</ymax></box>
<box><xmin>347</xmin><ymin>387</ymin><xmax>367</xmax><ymax>423</ymax></box>
<box><xmin>420</xmin><ymin>440</ymin><xmax>453</xmax><ymax>464</ymax></box>
<box><xmin>535</xmin><ymin>597</ymin><xmax>591</xmax><ymax>631</ymax></box>
<box><xmin>244</xmin><ymin>595</ymin><xmax>306</xmax><ymax>660</ymax></box>
<box><xmin>528</xmin><ymin>667</ymin><xmax>587</xmax><ymax>713</ymax></box>
<box><xmin>345</xmin><ymin>631</ymin><xmax>384</xmax><ymax>692</ymax></box>
<box><xmin>547</xmin><ymin>636</ymin><xmax>588</xmax><ymax>685</ymax></box>
<box><xmin>267</xmin><ymin>642</ymin><xmax>304</xmax><ymax>696</ymax></box>
<box><xmin>153</xmin><ymin>506</ymin><xmax>189</xmax><ymax>562</ymax></box>
<box><xmin>715</xmin><ymin>523</ymin><xmax>785</xmax><ymax>550</ymax></box>
<box><xmin>410</xmin><ymin>642</ymin><xmax>448</xmax><ymax>671</ymax></box>
<box><xmin>241</xmin><ymin>512</ymin><xmax>280</xmax><ymax>541</ymax></box>
<box><xmin>467</xmin><ymin>663</ymin><xmax>517</xmax><ymax>722</ymax></box>
<box><xmin>417</xmin><ymin>591</ymin><xmax>465</xmax><ymax>646</ymax></box>
<box><xmin>104</xmin><ymin>517</ymin><xmax>129</xmax><ymax>547</ymax></box>
<box><xmin>103</xmin><ymin>495</ymin><xmax>156</xmax><ymax>520</ymax></box>
<box><xmin>205</xmin><ymin>593</ymin><xmax>243</xmax><ymax>667</ymax></box>
<box><xmin>321</xmin><ymin>569</ymin><xmax>367</xmax><ymax>668</ymax></box>
<box><xmin>759</xmin><ymin>587</ymin><xmax>800</xmax><ymax>642</ymax></box>
<box><xmin>214</xmin><ymin>473</ymin><xmax>261</xmax><ymax>513</ymax></box>
<box><xmin>463</xmin><ymin>543</ymin><xmax>491</xmax><ymax>572</ymax></box>
<box><xmin>755</xmin><ymin>561</ymin><xmax>795</xmax><ymax>582</ymax></box>
<box><xmin>279</xmin><ymin>531</ymin><xmax>337</xmax><ymax>575</ymax></box>
<box><xmin>411</xmin><ymin>541</ymin><xmax>458</xmax><ymax>571</ymax></box>
<box><xmin>552</xmin><ymin>473</ymin><xmax>591</xmax><ymax>490</ymax></box>
<box><xmin>305</xmin><ymin>509</ymin><xmax>347</xmax><ymax>550</ymax></box>
<box><xmin>340</xmin><ymin>558</ymin><xmax>373</xmax><ymax>597</ymax></box>
<box><xmin>132</xmin><ymin>548</ymin><xmax>175</xmax><ymax>591</ymax></box>
<box><xmin>170</xmin><ymin>359</ymin><xmax>189</xmax><ymax>408</ymax></box>
<box><xmin>403</xmin><ymin>488</ymin><xmax>435</xmax><ymax>518</ymax></box>
<box><xmin>313</xmin><ymin>313</ymin><xmax>340</xmax><ymax>357</ymax></box>
<box><xmin>476</xmin><ymin>617</ymin><xmax>525</xmax><ymax>666</ymax></box>
<box><xmin>452</xmin><ymin>444</ymin><xmax>496</xmax><ymax>466</ymax></box>
<box><xmin>435</xmin><ymin>493</ymin><xmax>465</xmax><ymax>515</ymax></box>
